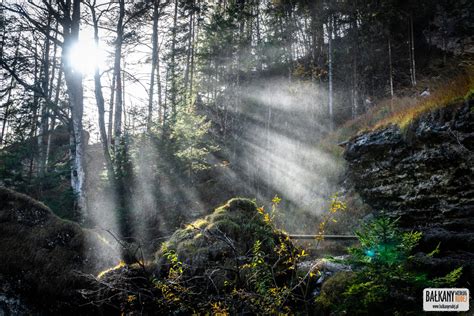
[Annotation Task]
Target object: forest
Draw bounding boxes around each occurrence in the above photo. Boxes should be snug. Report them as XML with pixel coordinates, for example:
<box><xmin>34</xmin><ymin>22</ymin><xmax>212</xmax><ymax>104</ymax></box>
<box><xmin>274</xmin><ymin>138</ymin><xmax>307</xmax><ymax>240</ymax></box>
<box><xmin>0</xmin><ymin>0</ymin><xmax>473</xmax><ymax>314</ymax></box>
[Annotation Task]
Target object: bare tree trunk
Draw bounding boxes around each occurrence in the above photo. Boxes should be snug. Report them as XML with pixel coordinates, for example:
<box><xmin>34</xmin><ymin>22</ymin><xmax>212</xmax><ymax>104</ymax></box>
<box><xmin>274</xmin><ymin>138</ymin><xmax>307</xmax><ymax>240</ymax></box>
<box><xmin>62</xmin><ymin>0</ymin><xmax>87</xmax><ymax>218</ymax></box>
<box><xmin>0</xmin><ymin>33</ymin><xmax>21</xmax><ymax>146</ymax></box>
<box><xmin>0</xmin><ymin>76</ymin><xmax>14</xmax><ymax>146</ymax></box>
<box><xmin>310</xmin><ymin>0</ymin><xmax>325</xmax><ymax>70</ymax></box>
<box><xmin>351</xmin><ymin>4</ymin><xmax>358</xmax><ymax>119</ymax></box>
<box><xmin>408</xmin><ymin>14</ymin><xmax>416</xmax><ymax>87</ymax></box>
<box><xmin>255</xmin><ymin>0</ymin><xmax>262</xmax><ymax>72</ymax></box>
<box><xmin>169</xmin><ymin>0</ymin><xmax>178</xmax><ymax>121</ymax></box>
<box><xmin>113</xmin><ymin>0</ymin><xmax>125</xmax><ymax>143</ymax></box>
<box><xmin>156</xmin><ymin>43</ymin><xmax>163</xmax><ymax>126</ymax></box>
<box><xmin>122</xmin><ymin>64</ymin><xmax>126</xmax><ymax>131</ymax></box>
<box><xmin>45</xmin><ymin>69</ymin><xmax>62</xmax><ymax>169</ymax></box>
<box><xmin>189</xmin><ymin>18</ymin><xmax>196</xmax><ymax>97</ymax></box>
<box><xmin>45</xmin><ymin>21</ymin><xmax>60</xmax><ymax>170</ymax></box>
<box><xmin>162</xmin><ymin>68</ymin><xmax>169</xmax><ymax>132</ymax></box>
<box><xmin>29</xmin><ymin>41</ymin><xmax>41</xmax><ymax>183</ymax></box>
<box><xmin>410</xmin><ymin>14</ymin><xmax>416</xmax><ymax>86</ymax></box>
<box><xmin>352</xmin><ymin>54</ymin><xmax>358</xmax><ymax>119</ymax></box>
<box><xmin>183</xmin><ymin>7</ymin><xmax>193</xmax><ymax>99</ymax></box>
<box><xmin>328</xmin><ymin>14</ymin><xmax>334</xmax><ymax>131</ymax></box>
<box><xmin>108</xmin><ymin>72</ymin><xmax>116</xmax><ymax>146</ymax></box>
<box><xmin>147</xmin><ymin>0</ymin><xmax>159</xmax><ymax>132</ymax></box>
<box><xmin>388</xmin><ymin>36</ymin><xmax>394</xmax><ymax>111</ymax></box>
<box><xmin>38</xmin><ymin>11</ymin><xmax>52</xmax><ymax>177</ymax></box>
<box><xmin>90</xmin><ymin>2</ymin><xmax>114</xmax><ymax>180</ymax></box>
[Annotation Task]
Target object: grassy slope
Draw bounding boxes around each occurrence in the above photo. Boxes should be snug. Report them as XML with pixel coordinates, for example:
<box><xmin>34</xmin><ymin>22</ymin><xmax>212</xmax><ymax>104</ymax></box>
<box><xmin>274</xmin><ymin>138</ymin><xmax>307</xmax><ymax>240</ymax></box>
<box><xmin>323</xmin><ymin>65</ymin><xmax>474</xmax><ymax>151</ymax></box>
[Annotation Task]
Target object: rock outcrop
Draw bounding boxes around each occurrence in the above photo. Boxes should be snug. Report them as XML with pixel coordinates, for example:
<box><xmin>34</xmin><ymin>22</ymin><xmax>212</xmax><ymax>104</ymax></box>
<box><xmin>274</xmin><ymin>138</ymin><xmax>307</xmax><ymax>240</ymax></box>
<box><xmin>344</xmin><ymin>98</ymin><xmax>474</xmax><ymax>283</ymax></box>
<box><xmin>0</xmin><ymin>187</ymin><xmax>117</xmax><ymax>314</ymax></box>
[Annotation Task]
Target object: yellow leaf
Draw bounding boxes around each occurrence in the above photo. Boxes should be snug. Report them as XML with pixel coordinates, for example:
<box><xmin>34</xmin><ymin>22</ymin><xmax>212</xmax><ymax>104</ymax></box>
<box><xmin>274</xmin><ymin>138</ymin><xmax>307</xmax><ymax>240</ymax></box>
<box><xmin>272</xmin><ymin>195</ymin><xmax>282</xmax><ymax>204</ymax></box>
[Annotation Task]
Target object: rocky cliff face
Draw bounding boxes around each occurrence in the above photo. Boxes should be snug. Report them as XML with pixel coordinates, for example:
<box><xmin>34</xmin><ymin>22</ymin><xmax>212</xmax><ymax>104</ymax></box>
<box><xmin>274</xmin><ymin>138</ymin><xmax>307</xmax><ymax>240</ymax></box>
<box><xmin>344</xmin><ymin>98</ymin><xmax>474</xmax><ymax>283</ymax></box>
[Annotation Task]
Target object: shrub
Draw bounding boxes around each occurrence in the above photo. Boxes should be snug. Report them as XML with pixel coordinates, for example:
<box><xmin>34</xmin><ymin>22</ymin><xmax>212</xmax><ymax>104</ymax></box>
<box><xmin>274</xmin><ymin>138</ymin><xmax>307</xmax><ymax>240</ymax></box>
<box><xmin>316</xmin><ymin>217</ymin><xmax>463</xmax><ymax>315</ymax></box>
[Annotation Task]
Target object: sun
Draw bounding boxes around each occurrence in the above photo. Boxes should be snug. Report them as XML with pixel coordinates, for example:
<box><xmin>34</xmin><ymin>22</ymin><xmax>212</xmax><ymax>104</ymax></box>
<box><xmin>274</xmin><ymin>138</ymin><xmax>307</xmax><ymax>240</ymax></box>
<box><xmin>67</xmin><ymin>39</ymin><xmax>106</xmax><ymax>74</ymax></box>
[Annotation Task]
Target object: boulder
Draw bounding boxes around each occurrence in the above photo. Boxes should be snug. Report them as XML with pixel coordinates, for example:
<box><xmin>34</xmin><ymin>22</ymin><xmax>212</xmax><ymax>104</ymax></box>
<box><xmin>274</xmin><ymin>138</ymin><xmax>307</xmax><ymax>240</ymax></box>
<box><xmin>154</xmin><ymin>198</ymin><xmax>296</xmax><ymax>292</ymax></box>
<box><xmin>0</xmin><ymin>187</ymin><xmax>116</xmax><ymax>313</ymax></box>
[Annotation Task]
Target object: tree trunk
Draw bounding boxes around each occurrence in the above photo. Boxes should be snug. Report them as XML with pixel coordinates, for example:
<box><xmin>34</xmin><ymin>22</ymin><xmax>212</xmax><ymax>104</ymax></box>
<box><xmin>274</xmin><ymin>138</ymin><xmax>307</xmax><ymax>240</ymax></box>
<box><xmin>90</xmin><ymin>3</ymin><xmax>114</xmax><ymax>180</ymax></box>
<box><xmin>108</xmin><ymin>71</ymin><xmax>116</xmax><ymax>146</ymax></box>
<box><xmin>29</xmin><ymin>42</ymin><xmax>41</xmax><ymax>183</ymax></box>
<box><xmin>255</xmin><ymin>0</ymin><xmax>262</xmax><ymax>72</ymax></box>
<box><xmin>169</xmin><ymin>0</ymin><xmax>178</xmax><ymax>122</ymax></box>
<box><xmin>183</xmin><ymin>5</ymin><xmax>193</xmax><ymax>99</ymax></box>
<box><xmin>189</xmin><ymin>11</ymin><xmax>196</xmax><ymax>100</ymax></box>
<box><xmin>388</xmin><ymin>36</ymin><xmax>394</xmax><ymax>111</ymax></box>
<box><xmin>162</xmin><ymin>68</ymin><xmax>169</xmax><ymax>132</ymax></box>
<box><xmin>328</xmin><ymin>14</ymin><xmax>334</xmax><ymax>131</ymax></box>
<box><xmin>147</xmin><ymin>0</ymin><xmax>159</xmax><ymax>132</ymax></box>
<box><xmin>62</xmin><ymin>0</ymin><xmax>87</xmax><ymax>219</ymax></box>
<box><xmin>0</xmin><ymin>33</ymin><xmax>21</xmax><ymax>146</ymax></box>
<box><xmin>156</xmin><ymin>41</ymin><xmax>163</xmax><ymax>126</ymax></box>
<box><xmin>45</xmin><ymin>21</ymin><xmax>60</xmax><ymax>170</ymax></box>
<box><xmin>113</xmin><ymin>0</ymin><xmax>125</xmax><ymax>143</ymax></box>
<box><xmin>351</xmin><ymin>4</ymin><xmax>359</xmax><ymax>119</ymax></box>
<box><xmin>408</xmin><ymin>14</ymin><xmax>416</xmax><ymax>87</ymax></box>
<box><xmin>122</xmin><ymin>64</ymin><xmax>126</xmax><ymax>131</ymax></box>
<box><xmin>410</xmin><ymin>13</ymin><xmax>416</xmax><ymax>86</ymax></box>
<box><xmin>38</xmin><ymin>11</ymin><xmax>52</xmax><ymax>177</ymax></box>
<box><xmin>45</xmin><ymin>69</ymin><xmax>62</xmax><ymax>169</ymax></box>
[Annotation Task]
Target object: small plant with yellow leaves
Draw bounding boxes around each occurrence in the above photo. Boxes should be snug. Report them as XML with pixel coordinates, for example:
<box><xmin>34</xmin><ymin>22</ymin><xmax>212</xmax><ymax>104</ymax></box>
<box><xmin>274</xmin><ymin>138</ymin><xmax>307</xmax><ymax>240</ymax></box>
<box><xmin>153</xmin><ymin>245</ymin><xmax>189</xmax><ymax>311</ymax></box>
<box><xmin>162</xmin><ymin>247</ymin><xmax>183</xmax><ymax>279</ymax></box>
<box><xmin>316</xmin><ymin>194</ymin><xmax>347</xmax><ymax>243</ymax></box>
<box><xmin>211</xmin><ymin>301</ymin><xmax>229</xmax><ymax>315</ymax></box>
<box><xmin>257</xmin><ymin>195</ymin><xmax>282</xmax><ymax>225</ymax></box>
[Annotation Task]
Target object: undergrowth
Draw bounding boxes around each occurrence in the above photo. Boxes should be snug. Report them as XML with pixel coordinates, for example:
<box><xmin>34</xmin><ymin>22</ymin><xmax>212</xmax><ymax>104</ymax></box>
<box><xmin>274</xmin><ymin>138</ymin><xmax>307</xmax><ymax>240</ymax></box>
<box><xmin>89</xmin><ymin>199</ymin><xmax>464</xmax><ymax>315</ymax></box>
<box><xmin>316</xmin><ymin>217</ymin><xmax>463</xmax><ymax>315</ymax></box>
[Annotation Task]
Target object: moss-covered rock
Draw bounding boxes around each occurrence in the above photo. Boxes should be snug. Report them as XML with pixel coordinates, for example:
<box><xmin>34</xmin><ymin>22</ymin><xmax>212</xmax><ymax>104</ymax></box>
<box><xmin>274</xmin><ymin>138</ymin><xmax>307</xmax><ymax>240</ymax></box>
<box><xmin>154</xmin><ymin>198</ymin><xmax>295</xmax><ymax>291</ymax></box>
<box><xmin>0</xmin><ymin>187</ymin><xmax>116</xmax><ymax>313</ymax></box>
<box><xmin>315</xmin><ymin>271</ymin><xmax>356</xmax><ymax>314</ymax></box>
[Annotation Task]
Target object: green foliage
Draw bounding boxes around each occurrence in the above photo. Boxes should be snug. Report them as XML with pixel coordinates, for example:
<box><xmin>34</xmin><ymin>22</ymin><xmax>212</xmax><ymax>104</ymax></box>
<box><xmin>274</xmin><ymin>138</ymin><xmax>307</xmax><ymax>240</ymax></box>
<box><xmin>162</xmin><ymin>245</ymin><xmax>184</xmax><ymax>279</ymax></box>
<box><xmin>112</xmin><ymin>135</ymin><xmax>134</xmax><ymax>183</ymax></box>
<box><xmin>349</xmin><ymin>217</ymin><xmax>421</xmax><ymax>267</ymax></box>
<box><xmin>433</xmin><ymin>267</ymin><xmax>463</xmax><ymax>287</ymax></box>
<box><xmin>0</xmin><ymin>139</ymin><xmax>75</xmax><ymax>219</ymax></box>
<box><xmin>153</xmin><ymin>245</ymin><xmax>188</xmax><ymax>311</ymax></box>
<box><xmin>236</xmin><ymin>237</ymin><xmax>295</xmax><ymax>315</ymax></box>
<box><xmin>171</xmin><ymin>105</ymin><xmax>218</xmax><ymax>172</ymax></box>
<box><xmin>316</xmin><ymin>217</ymin><xmax>463</xmax><ymax>315</ymax></box>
